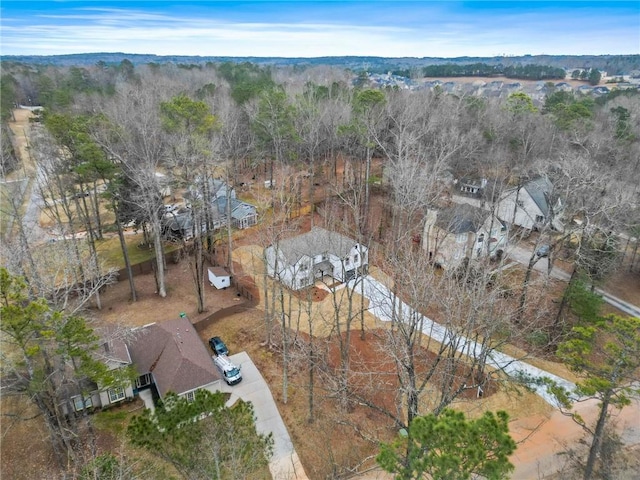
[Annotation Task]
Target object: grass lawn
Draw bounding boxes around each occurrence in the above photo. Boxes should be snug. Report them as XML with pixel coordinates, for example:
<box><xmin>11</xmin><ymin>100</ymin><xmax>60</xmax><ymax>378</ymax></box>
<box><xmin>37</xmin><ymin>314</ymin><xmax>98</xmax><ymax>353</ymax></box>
<box><xmin>95</xmin><ymin>233</ymin><xmax>180</xmax><ymax>270</ymax></box>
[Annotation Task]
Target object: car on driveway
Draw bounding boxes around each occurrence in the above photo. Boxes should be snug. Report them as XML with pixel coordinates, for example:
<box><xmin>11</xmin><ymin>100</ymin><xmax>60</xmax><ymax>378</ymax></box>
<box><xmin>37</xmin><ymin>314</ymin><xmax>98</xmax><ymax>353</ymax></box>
<box><xmin>209</xmin><ymin>336</ymin><xmax>229</xmax><ymax>356</ymax></box>
<box><xmin>214</xmin><ymin>355</ymin><xmax>242</xmax><ymax>385</ymax></box>
<box><xmin>536</xmin><ymin>244</ymin><xmax>550</xmax><ymax>257</ymax></box>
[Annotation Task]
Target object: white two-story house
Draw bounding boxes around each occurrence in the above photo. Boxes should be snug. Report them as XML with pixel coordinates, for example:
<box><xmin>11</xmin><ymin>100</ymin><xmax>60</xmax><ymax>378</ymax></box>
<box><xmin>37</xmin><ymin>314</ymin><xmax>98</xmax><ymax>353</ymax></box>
<box><xmin>265</xmin><ymin>227</ymin><xmax>368</xmax><ymax>291</ymax></box>
<box><xmin>495</xmin><ymin>177</ymin><xmax>564</xmax><ymax>231</ymax></box>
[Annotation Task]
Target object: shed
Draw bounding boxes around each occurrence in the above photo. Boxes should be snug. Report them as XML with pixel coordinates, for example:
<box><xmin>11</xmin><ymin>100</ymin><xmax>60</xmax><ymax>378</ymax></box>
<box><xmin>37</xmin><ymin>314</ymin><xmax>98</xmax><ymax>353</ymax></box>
<box><xmin>208</xmin><ymin>267</ymin><xmax>231</xmax><ymax>289</ymax></box>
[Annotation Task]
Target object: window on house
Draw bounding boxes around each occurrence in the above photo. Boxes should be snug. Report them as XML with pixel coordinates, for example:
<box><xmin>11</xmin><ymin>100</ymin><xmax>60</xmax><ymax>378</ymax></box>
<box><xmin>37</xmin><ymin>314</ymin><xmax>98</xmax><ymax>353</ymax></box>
<box><xmin>456</xmin><ymin>233</ymin><xmax>467</xmax><ymax>243</ymax></box>
<box><xmin>186</xmin><ymin>391</ymin><xmax>195</xmax><ymax>402</ymax></box>
<box><xmin>535</xmin><ymin>215</ymin><xmax>544</xmax><ymax>223</ymax></box>
<box><xmin>354</xmin><ymin>254</ymin><xmax>359</xmax><ymax>263</ymax></box>
<box><xmin>345</xmin><ymin>257</ymin><xmax>351</xmax><ymax>266</ymax></box>
<box><xmin>477</xmin><ymin>234</ymin><xmax>485</xmax><ymax>244</ymax></box>
<box><xmin>299</xmin><ymin>263</ymin><xmax>308</xmax><ymax>272</ymax></box>
<box><xmin>73</xmin><ymin>395</ymin><xmax>93</xmax><ymax>411</ymax></box>
<box><xmin>108</xmin><ymin>386</ymin><xmax>125</xmax><ymax>403</ymax></box>
<box><xmin>517</xmin><ymin>200</ymin><xmax>524</xmax><ymax>208</ymax></box>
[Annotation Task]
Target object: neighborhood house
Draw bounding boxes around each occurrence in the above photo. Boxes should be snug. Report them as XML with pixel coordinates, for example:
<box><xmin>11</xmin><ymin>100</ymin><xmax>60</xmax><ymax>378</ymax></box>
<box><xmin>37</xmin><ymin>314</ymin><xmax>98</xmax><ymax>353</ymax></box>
<box><xmin>164</xmin><ymin>178</ymin><xmax>258</xmax><ymax>239</ymax></box>
<box><xmin>66</xmin><ymin>330</ymin><xmax>136</xmax><ymax>414</ymax></box>
<box><xmin>422</xmin><ymin>204</ymin><xmax>508</xmax><ymax>269</ymax></box>
<box><xmin>265</xmin><ymin>227</ymin><xmax>369</xmax><ymax>291</ymax></box>
<box><xmin>128</xmin><ymin>316</ymin><xmax>222</xmax><ymax>401</ymax></box>
<box><xmin>495</xmin><ymin>176</ymin><xmax>564</xmax><ymax>231</ymax></box>
<box><xmin>70</xmin><ymin>316</ymin><xmax>223</xmax><ymax>412</ymax></box>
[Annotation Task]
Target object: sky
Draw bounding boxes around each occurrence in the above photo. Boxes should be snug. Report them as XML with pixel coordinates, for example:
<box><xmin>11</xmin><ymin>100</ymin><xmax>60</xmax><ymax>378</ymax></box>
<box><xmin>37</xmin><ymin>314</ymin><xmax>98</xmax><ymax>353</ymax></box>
<box><xmin>1</xmin><ymin>1</ymin><xmax>638</xmax><ymax>58</ymax></box>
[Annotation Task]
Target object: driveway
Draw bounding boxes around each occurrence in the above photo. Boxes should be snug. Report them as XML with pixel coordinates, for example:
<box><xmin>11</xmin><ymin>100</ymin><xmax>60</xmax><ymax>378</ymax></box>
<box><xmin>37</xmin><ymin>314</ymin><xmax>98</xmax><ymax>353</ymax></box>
<box><xmin>222</xmin><ymin>352</ymin><xmax>308</xmax><ymax>480</ymax></box>
<box><xmin>348</xmin><ymin>275</ymin><xmax>576</xmax><ymax>406</ymax></box>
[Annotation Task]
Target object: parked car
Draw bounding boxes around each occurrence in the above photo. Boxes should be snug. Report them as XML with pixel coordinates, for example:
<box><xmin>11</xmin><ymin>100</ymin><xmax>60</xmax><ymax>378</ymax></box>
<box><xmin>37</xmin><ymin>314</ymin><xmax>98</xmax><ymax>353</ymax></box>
<box><xmin>209</xmin><ymin>336</ymin><xmax>229</xmax><ymax>356</ymax></box>
<box><xmin>536</xmin><ymin>244</ymin><xmax>550</xmax><ymax>257</ymax></box>
<box><xmin>213</xmin><ymin>355</ymin><xmax>242</xmax><ymax>385</ymax></box>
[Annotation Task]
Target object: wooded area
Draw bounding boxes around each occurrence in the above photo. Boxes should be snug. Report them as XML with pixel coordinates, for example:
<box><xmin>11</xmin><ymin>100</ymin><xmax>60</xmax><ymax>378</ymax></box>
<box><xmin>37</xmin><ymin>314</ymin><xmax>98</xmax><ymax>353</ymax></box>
<box><xmin>1</xmin><ymin>58</ymin><xmax>639</xmax><ymax>479</ymax></box>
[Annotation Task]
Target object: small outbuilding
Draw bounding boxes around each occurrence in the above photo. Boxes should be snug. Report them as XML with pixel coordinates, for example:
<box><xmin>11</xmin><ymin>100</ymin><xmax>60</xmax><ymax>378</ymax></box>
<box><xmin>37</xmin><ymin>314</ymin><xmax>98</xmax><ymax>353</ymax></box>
<box><xmin>208</xmin><ymin>267</ymin><xmax>231</xmax><ymax>290</ymax></box>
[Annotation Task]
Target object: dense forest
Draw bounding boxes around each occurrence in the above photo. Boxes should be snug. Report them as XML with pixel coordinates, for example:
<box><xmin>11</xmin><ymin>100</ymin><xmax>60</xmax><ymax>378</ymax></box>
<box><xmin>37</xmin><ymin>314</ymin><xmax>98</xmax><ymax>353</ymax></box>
<box><xmin>1</xmin><ymin>58</ymin><xmax>639</xmax><ymax>480</ymax></box>
<box><xmin>422</xmin><ymin>62</ymin><xmax>568</xmax><ymax>80</ymax></box>
<box><xmin>3</xmin><ymin>53</ymin><xmax>639</xmax><ymax>74</ymax></box>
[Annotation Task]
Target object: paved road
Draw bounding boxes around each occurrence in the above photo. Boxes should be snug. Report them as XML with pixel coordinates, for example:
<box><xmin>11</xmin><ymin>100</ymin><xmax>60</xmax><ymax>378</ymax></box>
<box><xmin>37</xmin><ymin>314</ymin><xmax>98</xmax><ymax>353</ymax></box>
<box><xmin>506</xmin><ymin>244</ymin><xmax>640</xmax><ymax>318</ymax></box>
<box><xmin>223</xmin><ymin>352</ymin><xmax>308</xmax><ymax>480</ymax></box>
<box><xmin>450</xmin><ymin>193</ymin><xmax>640</xmax><ymax>318</ymax></box>
<box><xmin>22</xmin><ymin>176</ymin><xmax>51</xmax><ymax>244</ymax></box>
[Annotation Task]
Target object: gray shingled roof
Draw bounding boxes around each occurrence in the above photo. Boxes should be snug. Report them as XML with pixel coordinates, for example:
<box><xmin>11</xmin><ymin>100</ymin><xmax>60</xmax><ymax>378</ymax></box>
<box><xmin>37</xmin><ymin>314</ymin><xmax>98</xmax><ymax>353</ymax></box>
<box><xmin>95</xmin><ymin>326</ymin><xmax>132</xmax><ymax>369</ymax></box>
<box><xmin>435</xmin><ymin>204</ymin><xmax>492</xmax><ymax>234</ymax></box>
<box><xmin>128</xmin><ymin>317</ymin><xmax>220</xmax><ymax>397</ymax></box>
<box><xmin>214</xmin><ymin>197</ymin><xmax>256</xmax><ymax>220</ymax></box>
<box><xmin>276</xmin><ymin>227</ymin><xmax>358</xmax><ymax>265</ymax></box>
<box><xmin>524</xmin><ymin>177</ymin><xmax>553</xmax><ymax>217</ymax></box>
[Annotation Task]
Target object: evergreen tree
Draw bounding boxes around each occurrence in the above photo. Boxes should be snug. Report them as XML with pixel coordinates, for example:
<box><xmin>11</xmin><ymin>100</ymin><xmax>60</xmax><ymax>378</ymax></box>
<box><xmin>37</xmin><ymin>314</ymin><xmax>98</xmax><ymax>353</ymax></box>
<box><xmin>377</xmin><ymin>409</ymin><xmax>516</xmax><ymax>480</ymax></box>
<box><xmin>128</xmin><ymin>390</ymin><xmax>273</xmax><ymax>479</ymax></box>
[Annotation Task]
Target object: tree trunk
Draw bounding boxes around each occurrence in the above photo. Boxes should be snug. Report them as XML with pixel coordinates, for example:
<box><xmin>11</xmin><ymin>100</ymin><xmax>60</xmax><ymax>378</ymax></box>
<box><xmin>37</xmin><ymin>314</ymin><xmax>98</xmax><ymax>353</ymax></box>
<box><xmin>114</xmin><ymin>200</ymin><xmax>137</xmax><ymax>301</ymax></box>
<box><xmin>279</xmin><ymin>286</ymin><xmax>288</xmax><ymax>404</ymax></box>
<box><xmin>226</xmin><ymin>193</ymin><xmax>234</xmax><ymax>275</ymax></box>
<box><xmin>584</xmin><ymin>391</ymin><xmax>612</xmax><ymax>480</ymax></box>
<box><xmin>363</xmin><ymin>145</ymin><xmax>371</xmax><ymax>236</ymax></box>
<box><xmin>152</xmin><ymin>223</ymin><xmax>167</xmax><ymax>297</ymax></box>
<box><xmin>517</xmin><ymin>254</ymin><xmax>539</xmax><ymax>321</ymax></box>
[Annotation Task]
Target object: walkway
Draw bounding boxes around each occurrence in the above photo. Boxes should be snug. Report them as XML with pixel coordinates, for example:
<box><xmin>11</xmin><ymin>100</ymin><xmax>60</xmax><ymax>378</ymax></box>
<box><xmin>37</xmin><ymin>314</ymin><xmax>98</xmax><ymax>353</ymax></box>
<box><xmin>348</xmin><ymin>275</ymin><xmax>576</xmax><ymax>406</ymax></box>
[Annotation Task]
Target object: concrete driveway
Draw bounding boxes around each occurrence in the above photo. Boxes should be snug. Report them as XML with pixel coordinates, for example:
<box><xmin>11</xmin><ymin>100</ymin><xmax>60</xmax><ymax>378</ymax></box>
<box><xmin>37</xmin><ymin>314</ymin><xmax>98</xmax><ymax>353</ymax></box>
<box><xmin>222</xmin><ymin>352</ymin><xmax>308</xmax><ymax>480</ymax></box>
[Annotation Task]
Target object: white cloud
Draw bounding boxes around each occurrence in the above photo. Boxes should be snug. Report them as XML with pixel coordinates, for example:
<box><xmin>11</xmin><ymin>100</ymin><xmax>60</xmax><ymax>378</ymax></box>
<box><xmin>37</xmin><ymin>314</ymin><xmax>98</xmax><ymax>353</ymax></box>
<box><xmin>1</xmin><ymin>5</ymin><xmax>638</xmax><ymax>57</ymax></box>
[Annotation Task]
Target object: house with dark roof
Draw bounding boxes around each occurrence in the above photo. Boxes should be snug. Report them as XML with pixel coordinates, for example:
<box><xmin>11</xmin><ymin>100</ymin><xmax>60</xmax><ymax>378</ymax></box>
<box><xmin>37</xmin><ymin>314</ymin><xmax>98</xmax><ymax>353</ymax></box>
<box><xmin>422</xmin><ymin>204</ymin><xmax>507</xmax><ymax>269</ymax></box>
<box><xmin>495</xmin><ymin>177</ymin><xmax>564</xmax><ymax>231</ymax></box>
<box><xmin>64</xmin><ymin>329</ymin><xmax>136</xmax><ymax>414</ymax></box>
<box><xmin>163</xmin><ymin>196</ymin><xmax>257</xmax><ymax>239</ymax></box>
<box><xmin>213</xmin><ymin>197</ymin><xmax>258</xmax><ymax>230</ymax></box>
<box><xmin>127</xmin><ymin>316</ymin><xmax>222</xmax><ymax>401</ymax></box>
<box><xmin>555</xmin><ymin>82</ymin><xmax>573</xmax><ymax>92</ymax></box>
<box><xmin>456</xmin><ymin>177</ymin><xmax>488</xmax><ymax>197</ymax></box>
<box><xmin>265</xmin><ymin>227</ymin><xmax>368</xmax><ymax>290</ymax></box>
<box><xmin>63</xmin><ymin>317</ymin><xmax>222</xmax><ymax>413</ymax></box>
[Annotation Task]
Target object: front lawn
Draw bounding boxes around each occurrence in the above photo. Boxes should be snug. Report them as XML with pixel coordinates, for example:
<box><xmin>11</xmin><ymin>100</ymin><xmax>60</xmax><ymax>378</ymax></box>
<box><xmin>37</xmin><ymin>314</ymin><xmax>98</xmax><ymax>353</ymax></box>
<box><xmin>95</xmin><ymin>233</ymin><xmax>181</xmax><ymax>270</ymax></box>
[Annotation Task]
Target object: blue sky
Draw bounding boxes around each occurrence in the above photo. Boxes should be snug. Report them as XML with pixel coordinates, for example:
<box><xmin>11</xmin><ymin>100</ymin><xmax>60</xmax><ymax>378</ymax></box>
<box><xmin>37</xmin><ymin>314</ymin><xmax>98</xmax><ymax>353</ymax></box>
<box><xmin>1</xmin><ymin>1</ymin><xmax>638</xmax><ymax>57</ymax></box>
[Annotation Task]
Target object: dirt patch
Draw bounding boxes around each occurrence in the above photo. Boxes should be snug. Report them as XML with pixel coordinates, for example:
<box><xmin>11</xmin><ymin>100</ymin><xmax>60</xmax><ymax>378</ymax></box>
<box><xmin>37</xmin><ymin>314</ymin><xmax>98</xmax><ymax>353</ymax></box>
<box><xmin>0</xmin><ymin>396</ymin><xmax>55</xmax><ymax>480</ymax></box>
<box><xmin>326</xmin><ymin>329</ymin><xmax>498</xmax><ymax>414</ymax></box>
<box><xmin>289</xmin><ymin>285</ymin><xmax>330</xmax><ymax>303</ymax></box>
<box><xmin>92</xmin><ymin>258</ymin><xmax>247</xmax><ymax>327</ymax></box>
<box><xmin>602</xmin><ymin>269</ymin><xmax>640</xmax><ymax>306</ymax></box>
<box><xmin>6</xmin><ymin>109</ymin><xmax>36</xmax><ymax>180</ymax></box>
